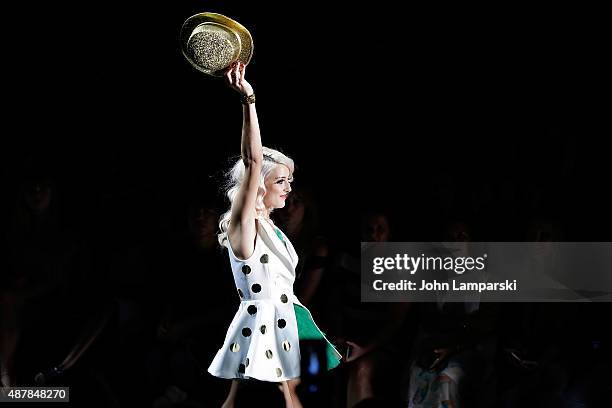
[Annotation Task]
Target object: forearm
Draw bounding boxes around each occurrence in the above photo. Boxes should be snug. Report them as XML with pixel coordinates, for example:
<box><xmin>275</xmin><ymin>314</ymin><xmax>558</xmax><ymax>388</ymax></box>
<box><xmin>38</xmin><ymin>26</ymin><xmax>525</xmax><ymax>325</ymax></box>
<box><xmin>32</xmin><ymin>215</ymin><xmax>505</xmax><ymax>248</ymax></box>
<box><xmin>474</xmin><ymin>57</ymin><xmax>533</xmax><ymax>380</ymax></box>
<box><xmin>241</xmin><ymin>102</ymin><xmax>263</xmax><ymax>165</ymax></box>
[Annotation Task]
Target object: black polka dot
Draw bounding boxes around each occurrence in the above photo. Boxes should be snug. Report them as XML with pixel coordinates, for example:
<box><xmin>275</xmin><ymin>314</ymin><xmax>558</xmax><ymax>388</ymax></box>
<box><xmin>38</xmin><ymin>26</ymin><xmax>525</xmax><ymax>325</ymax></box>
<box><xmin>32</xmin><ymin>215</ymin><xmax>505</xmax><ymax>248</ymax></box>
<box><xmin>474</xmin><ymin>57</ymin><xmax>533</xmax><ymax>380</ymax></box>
<box><xmin>280</xmin><ymin>294</ymin><xmax>288</xmax><ymax>303</ymax></box>
<box><xmin>242</xmin><ymin>265</ymin><xmax>251</xmax><ymax>275</ymax></box>
<box><xmin>277</xmin><ymin>319</ymin><xmax>286</xmax><ymax>328</ymax></box>
<box><xmin>260</xmin><ymin>254</ymin><xmax>269</xmax><ymax>263</ymax></box>
<box><xmin>252</xmin><ymin>283</ymin><xmax>262</xmax><ymax>293</ymax></box>
<box><xmin>242</xmin><ymin>328</ymin><xmax>252</xmax><ymax>337</ymax></box>
<box><xmin>260</xmin><ymin>325</ymin><xmax>266</xmax><ymax>334</ymax></box>
<box><xmin>245</xmin><ymin>358</ymin><xmax>250</xmax><ymax>367</ymax></box>
<box><xmin>247</xmin><ymin>305</ymin><xmax>257</xmax><ymax>315</ymax></box>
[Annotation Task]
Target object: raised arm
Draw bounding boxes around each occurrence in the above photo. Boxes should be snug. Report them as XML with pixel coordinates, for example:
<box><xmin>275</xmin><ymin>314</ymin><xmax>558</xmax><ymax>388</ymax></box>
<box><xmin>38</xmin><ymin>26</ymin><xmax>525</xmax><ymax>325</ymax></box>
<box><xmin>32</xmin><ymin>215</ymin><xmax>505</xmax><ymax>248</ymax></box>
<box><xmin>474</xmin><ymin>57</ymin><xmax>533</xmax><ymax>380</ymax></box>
<box><xmin>226</xmin><ymin>62</ymin><xmax>263</xmax><ymax>259</ymax></box>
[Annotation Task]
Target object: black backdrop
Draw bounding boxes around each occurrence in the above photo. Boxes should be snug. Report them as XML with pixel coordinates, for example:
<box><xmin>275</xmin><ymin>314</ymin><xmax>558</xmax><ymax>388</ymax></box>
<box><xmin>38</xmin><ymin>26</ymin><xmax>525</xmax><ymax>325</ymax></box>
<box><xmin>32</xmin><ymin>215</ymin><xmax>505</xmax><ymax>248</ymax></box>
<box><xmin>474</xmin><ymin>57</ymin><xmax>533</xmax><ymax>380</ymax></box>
<box><xmin>1</xmin><ymin>2</ymin><xmax>611</xmax><ymax>406</ymax></box>
<box><xmin>3</xmin><ymin>1</ymin><xmax>610</xmax><ymax>244</ymax></box>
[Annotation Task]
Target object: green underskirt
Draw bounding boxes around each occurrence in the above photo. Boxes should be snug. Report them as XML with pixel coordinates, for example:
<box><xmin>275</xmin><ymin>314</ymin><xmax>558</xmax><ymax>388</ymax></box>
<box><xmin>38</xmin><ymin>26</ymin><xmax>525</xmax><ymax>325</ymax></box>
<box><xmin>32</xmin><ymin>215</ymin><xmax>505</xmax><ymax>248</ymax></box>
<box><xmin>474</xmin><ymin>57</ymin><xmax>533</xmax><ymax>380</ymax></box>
<box><xmin>293</xmin><ymin>304</ymin><xmax>341</xmax><ymax>370</ymax></box>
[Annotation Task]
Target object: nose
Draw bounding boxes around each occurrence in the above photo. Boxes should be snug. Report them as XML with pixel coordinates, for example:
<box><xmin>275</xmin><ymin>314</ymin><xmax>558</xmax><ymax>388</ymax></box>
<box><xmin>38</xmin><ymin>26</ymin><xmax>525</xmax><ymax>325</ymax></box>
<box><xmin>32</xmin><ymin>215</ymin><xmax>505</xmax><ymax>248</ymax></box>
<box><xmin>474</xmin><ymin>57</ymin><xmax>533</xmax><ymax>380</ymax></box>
<box><xmin>285</xmin><ymin>181</ymin><xmax>291</xmax><ymax>193</ymax></box>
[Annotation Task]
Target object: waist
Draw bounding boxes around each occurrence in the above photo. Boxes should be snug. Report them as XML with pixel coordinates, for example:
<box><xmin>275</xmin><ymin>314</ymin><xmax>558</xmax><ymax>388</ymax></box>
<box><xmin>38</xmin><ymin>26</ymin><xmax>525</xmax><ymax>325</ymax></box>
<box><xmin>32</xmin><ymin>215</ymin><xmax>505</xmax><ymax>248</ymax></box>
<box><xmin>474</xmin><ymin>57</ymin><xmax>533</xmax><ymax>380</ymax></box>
<box><xmin>238</xmin><ymin>293</ymin><xmax>301</xmax><ymax>305</ymax></box>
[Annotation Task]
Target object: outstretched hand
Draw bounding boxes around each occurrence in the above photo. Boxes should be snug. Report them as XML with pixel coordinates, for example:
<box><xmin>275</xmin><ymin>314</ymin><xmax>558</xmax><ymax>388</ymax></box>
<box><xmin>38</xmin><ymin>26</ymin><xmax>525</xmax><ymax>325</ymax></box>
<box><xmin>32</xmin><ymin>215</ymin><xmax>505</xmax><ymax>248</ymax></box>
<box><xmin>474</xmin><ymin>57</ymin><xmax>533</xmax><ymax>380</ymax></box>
<box><xmin>225</xmin><ymin>61</ymin><xmax>253</xmax><ymax>96</ymax></box>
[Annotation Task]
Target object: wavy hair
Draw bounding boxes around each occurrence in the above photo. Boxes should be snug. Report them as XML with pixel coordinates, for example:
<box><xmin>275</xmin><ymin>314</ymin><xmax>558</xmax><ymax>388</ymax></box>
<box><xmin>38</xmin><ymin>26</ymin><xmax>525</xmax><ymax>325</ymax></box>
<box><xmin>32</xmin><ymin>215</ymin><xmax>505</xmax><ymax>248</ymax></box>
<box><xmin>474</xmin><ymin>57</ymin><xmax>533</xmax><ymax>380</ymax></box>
<box><xmin>218</xmin><ymin>146</ymin><xmax>294</xmax><ymax>247</ymax></box>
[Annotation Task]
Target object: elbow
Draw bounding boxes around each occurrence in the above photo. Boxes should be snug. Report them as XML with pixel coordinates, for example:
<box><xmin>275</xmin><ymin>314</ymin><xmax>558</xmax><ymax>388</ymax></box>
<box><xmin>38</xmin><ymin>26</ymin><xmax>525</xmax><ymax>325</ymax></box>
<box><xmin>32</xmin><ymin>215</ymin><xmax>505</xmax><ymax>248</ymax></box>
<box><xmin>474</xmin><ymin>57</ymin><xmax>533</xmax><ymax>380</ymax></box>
<box><xmin>242</xmin><ymin>150</ymin><xmax>263</xmax><ymax>168</ymax></box>
<box><xmin>242</xmin><ymin>158</ymin><xmax>263</xmax><ymax>174</ymax></box>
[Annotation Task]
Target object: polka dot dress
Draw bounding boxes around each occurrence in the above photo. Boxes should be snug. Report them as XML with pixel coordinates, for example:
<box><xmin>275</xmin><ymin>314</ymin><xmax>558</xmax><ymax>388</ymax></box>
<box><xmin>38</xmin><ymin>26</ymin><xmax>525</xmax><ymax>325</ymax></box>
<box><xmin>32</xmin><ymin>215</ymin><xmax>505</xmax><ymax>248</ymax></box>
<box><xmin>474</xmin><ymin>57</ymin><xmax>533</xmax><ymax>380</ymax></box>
<box><xmin>208</xmin><ymin>217</ymin><xmax>340</xmax><ymax>382</ymax></box>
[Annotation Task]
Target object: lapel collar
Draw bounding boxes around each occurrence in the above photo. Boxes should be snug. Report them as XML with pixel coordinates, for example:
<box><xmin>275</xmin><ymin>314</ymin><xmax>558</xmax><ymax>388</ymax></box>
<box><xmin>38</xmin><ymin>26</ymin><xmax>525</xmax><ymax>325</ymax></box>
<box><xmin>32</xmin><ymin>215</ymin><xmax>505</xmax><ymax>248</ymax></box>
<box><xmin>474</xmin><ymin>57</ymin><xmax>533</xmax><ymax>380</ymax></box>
<box><xmin>257</xmin><ymin>218</ymin><xmax>296</xmax><ymax>275</ymax></box>
<box><xmin>275</xmin><ymin>227</ymin><xmax>299</xmax><ymax>269</ymax></box>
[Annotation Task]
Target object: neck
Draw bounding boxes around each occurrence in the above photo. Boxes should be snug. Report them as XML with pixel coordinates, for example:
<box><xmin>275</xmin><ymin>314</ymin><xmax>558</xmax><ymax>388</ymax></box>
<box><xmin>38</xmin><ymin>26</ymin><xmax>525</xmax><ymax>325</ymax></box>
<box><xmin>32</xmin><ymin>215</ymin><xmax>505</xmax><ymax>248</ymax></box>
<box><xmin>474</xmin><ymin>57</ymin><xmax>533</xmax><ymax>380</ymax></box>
<box><xmin>262</xmin><ymin>208</ymin><xmax>272</xmax><ymax>220</ymax></box>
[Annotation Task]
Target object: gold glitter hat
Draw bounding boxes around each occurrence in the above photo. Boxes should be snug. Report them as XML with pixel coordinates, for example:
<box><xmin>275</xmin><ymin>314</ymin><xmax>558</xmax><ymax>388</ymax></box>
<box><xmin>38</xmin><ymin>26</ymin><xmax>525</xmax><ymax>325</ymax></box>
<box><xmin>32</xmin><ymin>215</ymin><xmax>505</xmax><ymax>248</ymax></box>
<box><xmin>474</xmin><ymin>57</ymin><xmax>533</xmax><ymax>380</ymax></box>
<box><xmin>180</xmin><ymin>12</ymin><xmax>253</xmax><ymax>76</ymax></box>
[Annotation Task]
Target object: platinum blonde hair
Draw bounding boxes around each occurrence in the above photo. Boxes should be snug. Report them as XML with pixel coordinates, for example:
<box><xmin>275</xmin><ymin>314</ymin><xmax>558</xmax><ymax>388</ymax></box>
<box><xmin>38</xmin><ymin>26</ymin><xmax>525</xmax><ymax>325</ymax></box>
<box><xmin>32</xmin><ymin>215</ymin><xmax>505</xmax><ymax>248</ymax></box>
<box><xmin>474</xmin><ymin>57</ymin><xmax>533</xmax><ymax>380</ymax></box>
<box><xmin>218</xmin><ymin>146</ymin><xmax>294</xmax><ymax>247</ymax></box>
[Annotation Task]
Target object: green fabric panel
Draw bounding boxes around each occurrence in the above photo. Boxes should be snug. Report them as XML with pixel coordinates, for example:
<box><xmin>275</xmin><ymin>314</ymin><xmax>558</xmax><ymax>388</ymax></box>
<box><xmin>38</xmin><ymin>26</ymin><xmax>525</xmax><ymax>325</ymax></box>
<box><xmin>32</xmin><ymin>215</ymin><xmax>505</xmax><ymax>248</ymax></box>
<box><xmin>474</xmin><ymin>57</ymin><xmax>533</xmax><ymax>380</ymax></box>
<box><xmin>293</xmin><ymin>304</ymin><xmax>341</xmax><ymax>370</ymax></box>
<box><xmin>274</xmin><ymin>228</ymin><xmax>284</xmax><ymax>242</ymax></box>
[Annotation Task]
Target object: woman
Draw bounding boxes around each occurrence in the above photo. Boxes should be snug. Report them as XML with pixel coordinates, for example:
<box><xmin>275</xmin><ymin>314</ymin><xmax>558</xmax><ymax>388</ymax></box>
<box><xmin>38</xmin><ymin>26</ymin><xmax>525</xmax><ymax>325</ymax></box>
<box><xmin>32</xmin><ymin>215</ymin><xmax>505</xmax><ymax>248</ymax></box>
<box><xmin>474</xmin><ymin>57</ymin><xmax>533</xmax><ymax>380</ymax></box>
<box><xmin>207</xmin><ymin>62</ymin><xmax>341</xmax><ymax>408</ymax></box>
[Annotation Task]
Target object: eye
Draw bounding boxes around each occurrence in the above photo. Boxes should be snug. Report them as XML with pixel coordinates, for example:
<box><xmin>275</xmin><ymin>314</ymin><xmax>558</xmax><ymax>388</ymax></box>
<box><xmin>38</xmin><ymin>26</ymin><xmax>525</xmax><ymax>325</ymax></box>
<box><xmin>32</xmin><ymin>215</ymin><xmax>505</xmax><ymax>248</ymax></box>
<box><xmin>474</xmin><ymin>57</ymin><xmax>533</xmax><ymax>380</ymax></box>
<box><xmin>275</xmin><ymin>177</ymin><xmax>293</xmax><ymax>185</ymax></box>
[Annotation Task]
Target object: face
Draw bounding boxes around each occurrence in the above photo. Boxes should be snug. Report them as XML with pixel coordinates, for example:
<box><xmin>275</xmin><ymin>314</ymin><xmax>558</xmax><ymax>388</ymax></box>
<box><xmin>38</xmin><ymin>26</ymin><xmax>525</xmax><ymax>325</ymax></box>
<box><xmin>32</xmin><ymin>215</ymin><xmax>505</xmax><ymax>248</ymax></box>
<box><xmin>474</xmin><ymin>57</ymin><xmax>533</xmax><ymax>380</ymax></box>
<box><xmin>446</xmin><ymin>222</ymin><xmax>470</xmax><ymax>242</ymax></box>
<box><xmin>362</xmin><ymin>214</ymin><xmax>391</xmax><ymax>242</ymax></box>
<box><xmin>24</xmin><ymin>180</ymin><xmax>52</xmax><ymax>214</ymax></box>
<box><xmin>190</xmin><ymin>207</ymin><xmax>217</xmax><ymax>241</ymax></box>
<box><xmin>263</xmin><ymin>164</ymin><xmax>292</xmax><ymax>210</ymax></box>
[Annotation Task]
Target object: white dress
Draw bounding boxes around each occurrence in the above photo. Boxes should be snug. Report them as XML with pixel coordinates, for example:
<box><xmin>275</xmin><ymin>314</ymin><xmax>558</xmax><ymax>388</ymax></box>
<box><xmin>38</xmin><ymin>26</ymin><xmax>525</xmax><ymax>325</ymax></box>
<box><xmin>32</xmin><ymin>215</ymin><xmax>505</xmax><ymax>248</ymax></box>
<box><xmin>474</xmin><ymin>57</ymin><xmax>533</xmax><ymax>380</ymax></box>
<box><xmin>208</xmin><ymin>216</ymin><xmax>341</xmax><ymax>382</ymax></box>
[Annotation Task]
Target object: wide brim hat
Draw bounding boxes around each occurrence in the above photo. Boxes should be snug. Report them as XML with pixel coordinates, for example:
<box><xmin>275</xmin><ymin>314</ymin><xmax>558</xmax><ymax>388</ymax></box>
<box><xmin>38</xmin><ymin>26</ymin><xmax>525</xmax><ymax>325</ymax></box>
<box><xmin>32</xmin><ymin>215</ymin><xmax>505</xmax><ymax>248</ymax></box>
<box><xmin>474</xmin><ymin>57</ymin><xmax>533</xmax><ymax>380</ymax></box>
<box><xmin>180</xmin><ymin>12</ymin><xmax>253</xmax><ymax>76</ymax></box>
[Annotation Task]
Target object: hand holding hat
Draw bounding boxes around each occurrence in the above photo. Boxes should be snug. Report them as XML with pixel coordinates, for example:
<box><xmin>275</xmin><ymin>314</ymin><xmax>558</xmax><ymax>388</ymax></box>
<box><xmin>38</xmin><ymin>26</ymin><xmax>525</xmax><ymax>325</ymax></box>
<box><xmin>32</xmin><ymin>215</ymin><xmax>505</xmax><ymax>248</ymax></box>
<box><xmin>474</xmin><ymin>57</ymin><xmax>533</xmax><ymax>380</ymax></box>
<box><xmin>180</xmin><ymin>12</ymin><xmax>253</xmax><ymax>77</ymax></box>
<box><xmin>225</xmin><ymin>62</ymin><xmax>253</xmax><ymax>97</ymax></box>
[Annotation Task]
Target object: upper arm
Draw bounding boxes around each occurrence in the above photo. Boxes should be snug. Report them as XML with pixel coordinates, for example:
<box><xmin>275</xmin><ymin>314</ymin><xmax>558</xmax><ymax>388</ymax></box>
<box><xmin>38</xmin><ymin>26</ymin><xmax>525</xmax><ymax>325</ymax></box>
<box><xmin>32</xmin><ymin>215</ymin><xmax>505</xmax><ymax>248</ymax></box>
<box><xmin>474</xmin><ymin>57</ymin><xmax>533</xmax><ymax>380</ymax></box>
<box><xmin>228</xmin><ymin>158</ymin><xmax>262</xmax><ymax>259</ymax></box>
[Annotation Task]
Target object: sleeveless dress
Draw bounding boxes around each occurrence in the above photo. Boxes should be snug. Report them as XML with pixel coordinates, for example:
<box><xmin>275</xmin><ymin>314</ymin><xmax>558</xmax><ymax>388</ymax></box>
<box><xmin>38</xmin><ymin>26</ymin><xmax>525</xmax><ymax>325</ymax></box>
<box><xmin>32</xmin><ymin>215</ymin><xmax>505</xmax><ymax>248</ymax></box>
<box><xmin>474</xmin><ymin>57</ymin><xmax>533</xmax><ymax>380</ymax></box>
<box><xmin>208</xmin><ymin>216</ymin><xmax>342</xmax><ymax>382</ymax></box>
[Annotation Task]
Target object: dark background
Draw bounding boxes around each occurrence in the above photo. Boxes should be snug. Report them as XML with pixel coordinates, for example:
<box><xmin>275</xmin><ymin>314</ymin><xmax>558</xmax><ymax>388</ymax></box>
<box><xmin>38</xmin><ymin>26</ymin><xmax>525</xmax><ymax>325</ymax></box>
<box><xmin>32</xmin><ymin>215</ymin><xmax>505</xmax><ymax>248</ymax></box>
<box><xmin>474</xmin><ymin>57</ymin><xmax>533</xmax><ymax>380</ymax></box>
<box><xmin>2</xmin><ymin>2</ymin><xmax>611</xmax><ymax>406</ymax></box>
<box><xmin>4</xmin><ymin>1</ymin><xmax>610</xmax><ymax>244</ymax></box>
